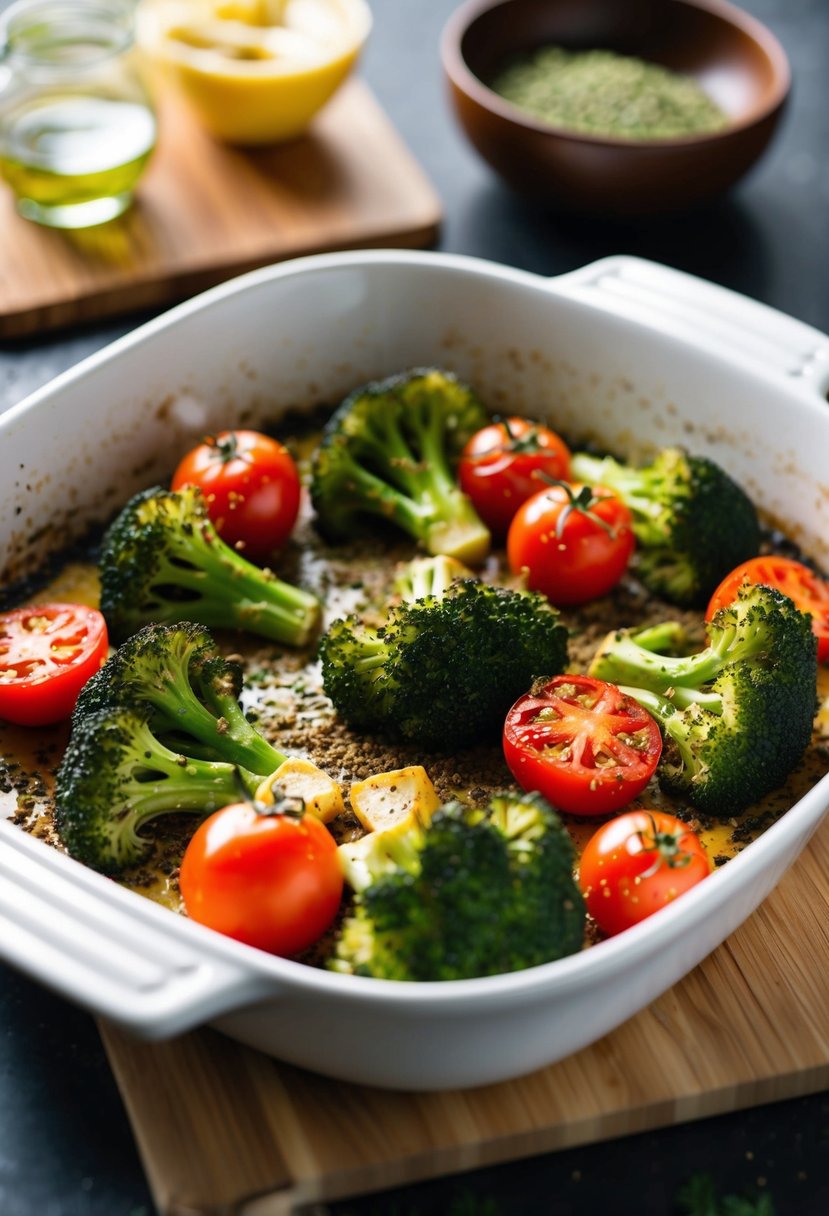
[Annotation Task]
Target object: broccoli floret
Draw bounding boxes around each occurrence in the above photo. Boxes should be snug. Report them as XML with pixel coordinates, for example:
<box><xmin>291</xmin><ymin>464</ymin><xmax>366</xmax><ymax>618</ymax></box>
<box><xmin>329</xmin><ymin>791</ymin><xmax>585</xmax><ymax>981</ymax></box>
<box><xmin>569</xmin><ymin>447</ymin><xmax>760</xmax><ymax>605</ymax></box>
<box><xmin>99</xmin><ymin>485</ymin><xmax>320</xmax><ymax>646</ymax></box>
<box><xmin>55</xmin><ymin>705</ymin><xmax>262</xmax><ymax>874</ymax></box>
<box><xmin>310</xmin><ymin>368</ymin><xmax>492</xmax><ymax>565</ymax></box>
<box><xmin>319</xmin><ymin>558</ymin><xmax>569</xmax><ymax>748</ymax></box>
<box><xmin>74</xmin><ymin>622</ymin><xmax>286</xmax><ymax>777</ymax></box>
<box><xmin>589</xmin><ymin>583</ymin><xmax>818</xmax><ymax>815</ymax></box>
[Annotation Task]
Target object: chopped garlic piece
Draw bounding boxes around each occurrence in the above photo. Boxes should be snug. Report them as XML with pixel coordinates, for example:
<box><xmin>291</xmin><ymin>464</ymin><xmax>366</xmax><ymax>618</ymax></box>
<box><xmin>350</xmin><ymin>765</ymin><xmax>440</xmax><ymax>834</ymax></box>
<box><xmin>256</xmin><ymin>757</ymin><xmax>344</xmax><ymax>824</ymax></box>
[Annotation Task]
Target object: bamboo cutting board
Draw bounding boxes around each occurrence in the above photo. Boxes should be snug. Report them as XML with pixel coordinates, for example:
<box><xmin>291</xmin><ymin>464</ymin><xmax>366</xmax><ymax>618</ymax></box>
<box><xmin>0</xmin><ymin>80</ymin><xmax>441</xmax><ymax>339</ymax></box>
<box><xmin>101</xmin><ymin>810</ymin><xmax>829</xmax><ymax>1216</ymax></box>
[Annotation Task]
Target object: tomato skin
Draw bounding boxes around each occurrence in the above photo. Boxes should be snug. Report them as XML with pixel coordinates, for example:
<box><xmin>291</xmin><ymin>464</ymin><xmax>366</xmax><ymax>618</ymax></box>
<box><xmin>0</xmin><ymin>603</ymin><xmax>108</xmax><ymax>726</ymax></box>
<box><xmin>707</xmin><ymin>555</ymin><xmax>829</xmax><ymax>663</ymax></box>
<box><xmin>506</xmin><ymin>483</ymin><xmax>635</xmax><ymax>605</ymax></box>
<box><xmin>503</xmin><ymin>675</ymin><xmax>662</xmax><ymax>816</ymax></box>
<box><xmin>171</xmin><ymin>430</ymin><xmax>301</xmax><ymax>562</ymax></box>
<box><xmin>458</xmin><ymin>417</ymin><xmax>571</xmax><ymax>537</ymax></box>
<box><xmin>179</xmin><ymin>800</ymin><xmax>343</xmax><ymax>957</ymax></box>
<box><xmin>579</xmin><ymin>810</ymin><xmax>711</xmax><ymax>936</ymax></box>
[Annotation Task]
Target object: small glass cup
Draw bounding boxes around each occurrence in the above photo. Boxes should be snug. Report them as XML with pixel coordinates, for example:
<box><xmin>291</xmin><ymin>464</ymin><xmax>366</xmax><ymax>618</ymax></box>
<box><xmin>0</xmin><ymin>0</ymin><xmax>157</xmax><ymax>228</ymax></box>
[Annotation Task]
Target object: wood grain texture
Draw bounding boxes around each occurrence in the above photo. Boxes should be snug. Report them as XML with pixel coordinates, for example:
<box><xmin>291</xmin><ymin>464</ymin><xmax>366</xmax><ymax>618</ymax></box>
<box><xmin>0</xmin><ymin>81</ymin><xmax>441</xmax><ymax>340</ymax></box>
<box><xmin>100</xmin><ymin>811</ymin><xmax>829</xmax><ymax>1216</ymax></box>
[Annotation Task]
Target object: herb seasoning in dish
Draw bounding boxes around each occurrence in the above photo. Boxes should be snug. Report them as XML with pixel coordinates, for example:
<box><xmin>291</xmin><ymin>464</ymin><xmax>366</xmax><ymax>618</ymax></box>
<box><xmin>491</xmin><ymin>46</ymin><xmax>728</xmax><ymax>140</ymax></box>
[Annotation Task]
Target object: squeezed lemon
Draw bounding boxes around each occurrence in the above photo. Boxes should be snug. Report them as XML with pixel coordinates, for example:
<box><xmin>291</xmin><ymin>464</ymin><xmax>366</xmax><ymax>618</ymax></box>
<box><xmin>136</xmin><ymin>0</ymin><xmax>371</xmax><ymax>144</ymax></box>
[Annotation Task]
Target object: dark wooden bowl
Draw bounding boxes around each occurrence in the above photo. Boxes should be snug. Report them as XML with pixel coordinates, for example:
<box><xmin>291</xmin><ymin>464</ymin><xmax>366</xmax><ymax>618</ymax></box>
<box><xmin>441</xmin><ymin>0</ymin><xmax>790</xmax><ymax>214</ymax></box>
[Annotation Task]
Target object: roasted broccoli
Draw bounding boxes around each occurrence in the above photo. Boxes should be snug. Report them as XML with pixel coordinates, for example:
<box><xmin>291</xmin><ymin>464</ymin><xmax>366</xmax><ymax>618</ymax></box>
<box><xmin>330</xmin><ymin>791</ymin><xmax>585</xmax><ymax>981</ymax></box>
<box><xmin>589</xmin><ymin>583</ymin><xmax>818</xmax><ymax>815</ymax></box>
<box><xmin>55</xmin><ymin>705</ymin><xmax>263</xmax><ymax>874</ymax></box>
<box><xmin>99</xmin><ymin>485</ymin><xmax>320</xmax><ymax>646</ymax></box>
<box><xmin>319</xmin><ymin>556</ymin><xmax>569</xmax><ymax>748</ymax></box>
<box><xmin>569</xmin><ymin>446</ymin><xmax>760</xmax><ymax>605</ymax></box>
<box><xmin>310</xmin><ymin>368</ymin><xmax>492</xmax><ymax>565</ymax></box>
<box><xmin>74</xmin><ymin>621</ymin><xmax>286</xmax><ymax>776</ymax></box>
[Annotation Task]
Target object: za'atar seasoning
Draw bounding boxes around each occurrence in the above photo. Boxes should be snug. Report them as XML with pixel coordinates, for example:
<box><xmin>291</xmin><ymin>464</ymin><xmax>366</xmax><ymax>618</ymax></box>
<box><xmin>491</xmin><ymin>46</ymin><xmax>728</xmax><ymax>140</ymax></box>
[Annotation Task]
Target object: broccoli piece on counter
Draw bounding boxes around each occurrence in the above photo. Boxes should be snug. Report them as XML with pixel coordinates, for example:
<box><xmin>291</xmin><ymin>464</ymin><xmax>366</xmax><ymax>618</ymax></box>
<box><xmin>310</xmin><ymin>368</ymin><xmax>492</xmax><ymax>565</ymax></box>
<box><xmin>329</xmin><ymin>790</ymin><xmax>585</xmax><ymax>981</ymax></box>
<box><xmin>55</xmin><ymin>705</ymin><xmax>263</xmax><ymax>874</ymax></box>
<box><xmin>589</xmin><ymin>583</ymin><xmax>818</xmax><ymax>815</ymax></box>
<box><xmin>569</xmin><ymin>446</ymin><xmax>760</xmax><ymax>605</ymax></box>
<box><xmin>319</xmin><ymin>555</ymin><xmax>569</xmax><ymax>748</ymax></box>
<box><xmin>74</xmin><ymin>621</ymin><xmax>286</xmax><ymax>777</ymax></box>
<box><xmin>99</xmin><ymin>485</ymin><xmax>320</xmax><ymax>646</ymax></box>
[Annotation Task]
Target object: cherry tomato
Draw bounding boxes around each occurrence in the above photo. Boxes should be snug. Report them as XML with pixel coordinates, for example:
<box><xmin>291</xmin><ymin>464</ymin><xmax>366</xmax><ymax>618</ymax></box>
<box><xmin>503</xmin><ymin>675</ymin><xmax>662</xmax><ymax>816</ymax></box>
<box><xmin>171</xmin><ymin>430</ymin><xmax>301</xmax><ymax>562</ymax></box>
<box><xmin>458</xmin><ymin>416</ymin><xmax>571</xmax><ymax>536</ymax></box>
<box><xmin>706</xmin><ymin>555</ymin><xmax>829</xmax><ymax>663</ymax></box>
<box><xmin>179</xmin><ymin>797</ymin><xmax>343</xmax><ymax>957</ymax></box>
<box><xmin>507</xmin><ymin>482</ymin><xmax>635</xmax><ymax>605</ymax></box>
<box><xmin>0</xmin><ymin>603</ymin><xmax>108</xmax><ymax>726</ymax></box>
<box><xmin>579</xmin><ymin>810</ymin><xmax>711</xmax><ymax>936</ymax></box>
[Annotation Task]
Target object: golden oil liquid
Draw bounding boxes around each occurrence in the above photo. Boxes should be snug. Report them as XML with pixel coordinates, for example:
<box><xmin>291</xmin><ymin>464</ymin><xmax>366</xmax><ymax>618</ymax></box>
<box><xmin>0</xmin><ymin>93</ymin><xmax>156</xmax><ymax>227</ymax></box>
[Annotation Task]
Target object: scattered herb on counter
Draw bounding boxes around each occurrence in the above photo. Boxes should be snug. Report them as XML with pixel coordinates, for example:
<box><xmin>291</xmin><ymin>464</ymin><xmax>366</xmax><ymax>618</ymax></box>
<box><xmin>491</xmin><ymin>46</ymin><xmax>728</xmax><ymax>140</ymax></box>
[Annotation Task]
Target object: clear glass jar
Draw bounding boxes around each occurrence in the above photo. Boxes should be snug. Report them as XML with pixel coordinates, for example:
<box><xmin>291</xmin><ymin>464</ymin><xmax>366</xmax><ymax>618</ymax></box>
<box><xmin>0</xmin><ymin>0</ymin><xmax>157</xmax><ymax>228</ymax></box>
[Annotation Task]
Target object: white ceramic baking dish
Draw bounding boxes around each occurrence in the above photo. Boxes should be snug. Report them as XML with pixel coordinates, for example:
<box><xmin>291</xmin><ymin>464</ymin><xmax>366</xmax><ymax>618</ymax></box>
<box><xmin>1</xmin><ymin>250</ymin><xmax>828</xmax><ymax>1091</ymax></box>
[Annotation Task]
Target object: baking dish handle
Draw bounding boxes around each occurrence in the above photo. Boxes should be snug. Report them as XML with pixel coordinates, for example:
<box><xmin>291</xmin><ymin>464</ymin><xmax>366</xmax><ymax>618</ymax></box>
<box><xmin>0</xmin><ymin>820</ymin><xmax>276</xmax><ymax>1038</ymax></box>
<box><xmin>552</xmin><ymin>256</ymin><xmax>829</xmax><ymax>399</ymax></box>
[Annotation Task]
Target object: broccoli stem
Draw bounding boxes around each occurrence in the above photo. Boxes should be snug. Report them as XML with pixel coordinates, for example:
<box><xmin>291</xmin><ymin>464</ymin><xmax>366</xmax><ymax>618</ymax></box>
<box><xmin>157</xmin><ymin>519</ymin><xmax>319</xmax><ymax>646</ymax></box>
<box><xmin>396</xmin><ymin>555</ymin><xmax>470</xmax><ymax>603</ymax></box>
<box><xmin>334</xmin><ymin>455</ymin><xmax>437</xmax><ymax>538</ymax></box>
<box><xmin>193</xmin><ymin>668</ymin><xmax>285</xmax><ymax>774</ymax></box>
<box><xmin>627</xmin><ymin>621</ymin><xmax>690</xmax><ymax>654</ymax></box>
<box><xmin>422</xmin><ymin>497</ymin><xmax>490</xmax><ymax>567</ymax></box>
<box><xmin>114</xmin><ymin>764</ymin><xmax>254</xmax><ymax>865</ymax></box>
<box><xmin>358</xmin><ymin>412</ymin><xmax>490</xmax><ymax>564</ymax></box>
<box><xmin>353</xmin><ymin>649</ymin><xmax>389</xmax><ymax>675</ymax></box>
<box><xmin>129</xmin><ymin>724</ymin><xmax>262</xmax><ymax>792</ymax></box>
<box><xmin>616</xmin><ymin>684</ymin><xmax>703</xmax><ymax>779</ymax></box>
<box><xmin>591</xmin><ymin>629</ymin><xmax>724</xmax><ymax>693</ymax></box>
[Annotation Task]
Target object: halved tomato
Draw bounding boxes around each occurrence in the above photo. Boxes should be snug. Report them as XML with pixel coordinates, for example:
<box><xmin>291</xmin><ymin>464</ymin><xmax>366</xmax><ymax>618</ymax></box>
<box><xmin>706</xmin><ymin>555</ymin><xmax>829</xmax><ymax>662</ymax></box>
<box><xmin>0</xmin><ymin>603</ymin><xmax>109</xmax><ymax>726</ymax></box>
<box><xmin>503</xmin><ymin>674</ymin><xmax>662</xmax><ymax>817</ymax></box>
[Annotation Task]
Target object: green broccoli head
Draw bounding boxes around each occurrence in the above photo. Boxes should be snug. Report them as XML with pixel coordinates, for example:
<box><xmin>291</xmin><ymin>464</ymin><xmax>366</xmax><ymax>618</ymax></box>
<box><xmin>319</xmin><ymin>578</ymin><xmax>569</xmax><ymax>749</ymax></box>
<box><xmin>310</xmin><ymin>368</ymin><xmax>492</xmax><ymax>565</ymax></box>
<box><xmin>570</xmin><ymin>447</ymin><xmax>760</xmax><ymax>605</ymax></box>
<box><xmin>55</xmin><ymin>705</ymin><xmax>260</xmax><ymax>874</ymax></box>
<box><xmin>591</xmin><ymin>583</ymin><xmax>818</xmax><ymax>816</ymax></box>
<box><xmin>99</xmin><ymin>485</ymin><xmax>320</xmax><ymax>647</ymax></box>
<box><xmin>74</xmin><ymin>621</ymin><xmax>285</xmax><ymax>777</ymax></box>
<box><xmin>330</xmin><ymin>791</ymin><xmax>585</xmax><ymax>981</ymax></box>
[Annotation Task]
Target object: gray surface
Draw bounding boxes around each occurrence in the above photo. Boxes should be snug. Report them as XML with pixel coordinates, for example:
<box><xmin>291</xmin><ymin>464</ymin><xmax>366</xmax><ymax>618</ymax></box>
<box><xmin>1</xmin><ymin>1</ymin><xmax>829</xmax><ymax>1214</ymax></box>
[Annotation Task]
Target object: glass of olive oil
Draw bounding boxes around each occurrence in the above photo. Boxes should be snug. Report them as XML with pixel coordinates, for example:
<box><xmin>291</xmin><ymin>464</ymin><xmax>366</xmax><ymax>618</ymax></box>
<box><xmin>0</xmin><ymin>0</ymin><xmax>157</xmax><ymax>228</ymax></box>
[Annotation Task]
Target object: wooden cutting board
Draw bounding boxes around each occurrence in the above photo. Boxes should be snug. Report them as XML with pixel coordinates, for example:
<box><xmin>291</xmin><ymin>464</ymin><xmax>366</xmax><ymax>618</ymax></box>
<box><xmin>0</xmin><ymin>80</ymin><xmax>441</xmax><ymax>339</ymax></box>
<box><xmin>100</xmin><ymin>809</ymin><xmax>829</xmax><ymax>1216</ymax></box>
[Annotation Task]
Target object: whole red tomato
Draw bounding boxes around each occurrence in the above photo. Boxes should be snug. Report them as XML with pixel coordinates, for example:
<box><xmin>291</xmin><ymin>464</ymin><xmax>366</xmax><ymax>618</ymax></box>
<box><xmin>503</xmin><ymin>675</ymin><xmax>662</xmax><ymax>816</ymax></box>
<box><xmin>507</xmin><ymin>482</ymin><xmax>634</xmax><ymax>605</ymax></box>
<box><xmin>579</xmin><ymin>810</ymin><xmax>710</xmax><ymax>936</ymax></box>
<box><xmin>180</xmin><ymin>798</ymin><xmax>343</xmax><ymax>957</ymax></box>
<box><xmin>458</xmin><ymin>417</ymin><xmax>571</xmax><ymax>537</ymax></box>
<box><xmin>171</xmin><ymin>430</ymin><xmax>301</xmax><ymax>562</ymax></box>
<box><xmin>0</xmin><ymin>603</ymin><xmax>108</xmax><ymax>726</ymax></box>
<box><xmin>707</xmin><ymin>555</ymin><xmax>829</xmax><ymax>663</ymax></box>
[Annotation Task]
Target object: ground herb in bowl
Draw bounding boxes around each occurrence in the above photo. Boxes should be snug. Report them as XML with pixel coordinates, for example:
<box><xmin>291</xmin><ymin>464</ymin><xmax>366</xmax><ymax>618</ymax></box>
<box><xmin>491</xmin><ymin>46</ymin><xmax>728</xmax><ymax>140</ymax></box>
